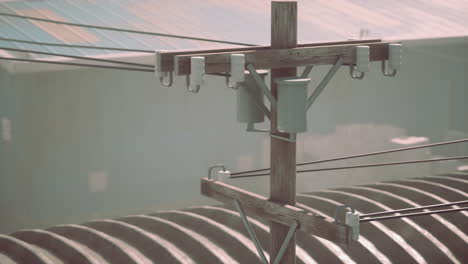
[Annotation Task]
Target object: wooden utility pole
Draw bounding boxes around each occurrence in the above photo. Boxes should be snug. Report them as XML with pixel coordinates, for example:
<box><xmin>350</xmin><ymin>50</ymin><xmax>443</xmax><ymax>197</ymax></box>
<box><xmin>270</xmin><ymin>1</ymin><xmax>298</xmax><ymax>264</ymax></box>
<box><xmin>159</xmin><ymin>8</ymin><xmax>392</xmax><ymax>261</ymax></box>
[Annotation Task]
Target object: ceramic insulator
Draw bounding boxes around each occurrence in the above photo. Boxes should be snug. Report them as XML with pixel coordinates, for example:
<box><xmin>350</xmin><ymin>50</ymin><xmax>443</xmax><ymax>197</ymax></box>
<box><xmin>356</xmin><ymin>46</ymin><xmax>370</xmax><ymax>73</ymax></box>
<box><xmin>190</xmin><ymin>56</ymin><xmax>205</xmax><ymax>90</ymax></box>
<box><xmin>230</xmin><ymin>54</ymin><xmax>245</xmax><ymax>87</ymax></box>
<box><xmin>389</xmin><ymin>43</ymin><xmax>402</xmax><ymax>70</ymax></box>
<box><xmin>217</xmin><ymin>170</ymin><xmax>230</xmax><ymax>183</ymax></box>
<box><xmin>154</xmin><ymin>51</ymin><xmax>168</xmax><ymax>79</ymax></box>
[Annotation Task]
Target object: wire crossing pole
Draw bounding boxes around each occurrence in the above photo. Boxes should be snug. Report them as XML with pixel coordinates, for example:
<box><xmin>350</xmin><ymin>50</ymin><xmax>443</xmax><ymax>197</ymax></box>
<box><xmin>270</xmin><ymin>1</ymin><xmax>298</xmax><ymax>264</ymax></box>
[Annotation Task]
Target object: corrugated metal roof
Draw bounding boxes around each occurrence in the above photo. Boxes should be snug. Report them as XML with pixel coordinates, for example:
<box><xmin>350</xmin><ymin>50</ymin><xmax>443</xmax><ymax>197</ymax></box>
<box><xmin>0</xmin><ymin>0</ymin><xmax>467</xmax><ymax>58</ymax></box>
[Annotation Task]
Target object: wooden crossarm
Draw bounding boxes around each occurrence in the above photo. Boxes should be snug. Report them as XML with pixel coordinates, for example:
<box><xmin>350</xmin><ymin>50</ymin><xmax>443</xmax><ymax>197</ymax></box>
<box><xmin>174</xmin><ymin>41</ymin><xmax>393</xmax><ymax>75</ymax></box>
<box><xmin>201</xmin><ymin>178</ymin><xmax>352</xmax><ymax>245</ymax></box>
<box><xmin>155</xmin><ymin>39</ymin><xmax>382</xmax><ymax>73</ymax></box>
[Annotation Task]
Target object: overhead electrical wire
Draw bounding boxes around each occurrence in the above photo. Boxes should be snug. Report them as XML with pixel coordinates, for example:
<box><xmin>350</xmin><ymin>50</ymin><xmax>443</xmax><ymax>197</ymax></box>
<box><xmin>0</xmin><ymin>12</ymin><xmax>257</xmax><ymax>47</ymax></box>
<box><xmin>230</xmin><ymin>155</ymin><xmax>468</xmax><ymax>178</ymax></box>
<box><xmin>0</xmin><ymin>37</ymin><xmax>155</xmax><ymax>53</ymax></box>
<box><xmin>0</xmin><ymin>57</ymin><xmax>153</xmax><ymax>72</ymax></box>
<box><xmin>230</xmin><ymin>138</ymin><xmax>468</xmax><ymax>177</ymax></box>
<box><xmin>360</xmin><ymin>207</ymin><xmax>468</xmax><ymax>222</ymax></box>
<box><xmin>360</xmin><ymin>200</ymin><xmax>468</xmax><ymax>218</ymax></box>
<box><xmin>0</xmin><ymin>47</ymin><xmax>154</xmax><ymax>68</ymax></box>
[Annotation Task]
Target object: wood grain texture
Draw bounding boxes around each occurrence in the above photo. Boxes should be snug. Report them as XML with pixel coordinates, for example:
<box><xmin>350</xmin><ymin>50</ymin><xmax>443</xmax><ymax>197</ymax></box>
<box><xmin>173</xmin><ymin>41</ymin><xmax>390</xmax><ymax>75</ymax></box>
<box><xmin>155</xmin><ymin>39</ymin><xmax>381</xmax><ymax>73</ymax></box>
<box><xmin>270</xmin><ymin>2</ymin><xmax>298</xmax><ymax>263</ymax></box>
<box><xmin>200</xmin><ymin>178</ymin><xmax>351</xmax><ymax>245</ymax></box>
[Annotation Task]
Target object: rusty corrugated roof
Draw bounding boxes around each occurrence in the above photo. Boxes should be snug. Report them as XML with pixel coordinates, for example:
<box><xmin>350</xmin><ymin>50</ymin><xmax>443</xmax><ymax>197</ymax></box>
<box><xmin>0</xmin><ymin>0</ymin><xmax>467</xmax><ymax>57</ymax></box>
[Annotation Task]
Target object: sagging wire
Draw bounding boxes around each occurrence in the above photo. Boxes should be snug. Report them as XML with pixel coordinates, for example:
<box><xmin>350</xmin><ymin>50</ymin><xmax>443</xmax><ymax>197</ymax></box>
<box><xmin>297</xmin><ymin>155</ymin><xmax>468</xmax><ymax>173</ymax></box>
<box><xmin>0</xmin><ymin>37</ymin><xmax>155</xmax><ymax>53</ymax></box>
<box><xmin>0</xmin><ymin>47</ymin><xmax>154</xmax><ymax>68</ymax></box>
<box><xmin>0</xmin><ymin>57</ymin><xmax>153</xmax><ymax>72</ymax></box>
<box><xmin>230</xmin><ymin>138</ymin><xmax>468</xmax><ymax>177</ymax></box>
<box><xmin>360</xmin><ymin>200</ymin><xmax>468</xmax><ymax>218</ymax></box>
<box><xmin>230</xmin><ymin>155</ymin><xmax>468</xmax><ymax>179</ymax></box>
<box><xmin>0</xmin><ymin>12</ymin><xmax>257</xmax><ymax>47</ymax></box>
<box><xmin>360</xmin><ymin>206</ymin><xmax>468</xmax><ymax>223</ymax></box>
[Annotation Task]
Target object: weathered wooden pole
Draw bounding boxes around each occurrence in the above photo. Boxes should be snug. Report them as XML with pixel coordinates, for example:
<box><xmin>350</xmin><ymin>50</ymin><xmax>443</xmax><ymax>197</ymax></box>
<box><xmin>270</xmin><ymin>1</ymin><xmax>298</xmax><ymax>264</ymax></box>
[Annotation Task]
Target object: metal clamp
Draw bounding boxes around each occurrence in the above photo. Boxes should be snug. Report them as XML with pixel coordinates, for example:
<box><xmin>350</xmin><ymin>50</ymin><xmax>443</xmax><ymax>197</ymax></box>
<box><xmin>225</xmin><ymin>75</ymin><xmax>238</xmax><ymax>89</ymax></box>
<box><xmin>350</xmin><ymin>45</ymin><xmax>369</xmax><ymax>80</ymax></box>
<box><xmin>271</xmin><ymin>133</ymin><xmax>296</xmax><ymax>143</ymax></box>
<box><xmin>186</xmin><ymin>75</ymin><xmax>201</xmax><ymax>93</ymax></box>
<box><xmin>349</xmin><ymin>66</ymin><xmax>365</xmax><ymax>80</ymax></box>
<box><xmin>381</xmin><ymin>61</ymin><xmax>397</xmax><ymax>77</ymax></box>
<box><xmin>247</xmin><ymin>123</ymin><xmax>296</xmax><ymax>143</ymax></box>
<box><xmin>208</xmin><ymin>164</ymin><xmax>227</xmax><ymax>180</ymax></box>
<box><xmin>382</xmin><ymin>43</ymin><xmax>401</xmax><ymax>77</ymax></box>
<box><xmin>334</xmin><ymin>205</ymin><xmax>360</xmax><ymax>241</ymax></box>
<box><xmin>155</xmin><ymin>51</ymin><xmax>174</xmax><ymax>87</ymax></box>
<box><xmin>247</xmin><ymin>122</ymin><xmax>270</xmax><ymax>133</ymax></box>
<box><xmin>159</xmin><ymin>71</ymin><xmax>173</xmax><ymax>87</ymax></box>
<box><xmin>186</xmin><ymin>56</ymin><xmax>205</xmax><ymax>93</ymax></box>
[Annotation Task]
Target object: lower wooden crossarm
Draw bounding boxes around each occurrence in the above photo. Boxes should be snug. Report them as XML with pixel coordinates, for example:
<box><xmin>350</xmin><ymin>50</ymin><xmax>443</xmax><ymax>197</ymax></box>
<box><xmin>201</xmin><ymin>178</ymin><xmax>352</xmax><ymax>245</ymax></box>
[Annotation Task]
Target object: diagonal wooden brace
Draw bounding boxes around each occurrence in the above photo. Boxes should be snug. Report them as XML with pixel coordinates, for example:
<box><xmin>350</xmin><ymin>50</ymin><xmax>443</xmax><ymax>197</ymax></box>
<box><xmin>201</xmin><ymin>178</ymin><xmax>353</xmax><ymax>245</ymax></box>
<box><xmin>234</xmin><ymin>200</ymin><xmax>269</xmax><ymax>264</ymax></box>
<box><xmin>272</xmin><ymin>221</ymin><xmax>299</xmax><ymax>264</ymax></box>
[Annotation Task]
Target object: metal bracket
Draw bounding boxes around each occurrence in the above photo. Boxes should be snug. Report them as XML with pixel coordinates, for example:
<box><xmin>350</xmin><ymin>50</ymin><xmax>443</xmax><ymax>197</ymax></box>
<box><xmin>247</xmin><ymin>123</ymin><xmax>296</xmax><ymax>143</ymax></box>
<box><xmin>349</xmin><ymin>65</ymin><xmax>365</xmax><ymax>80</ymax></box>
<box><xmin>155</xmin><ymin>51</ymin><xmax>174</xmax><ymax>87</ymax></box>
<box><xmin>225</xmin><ymin>75</ymin><xmax>238</xmax><ymax>89</ymax></box>
<box><xmin>234</xmin><ymin>199</ymin><xmax>299</xmax><ymax>264</ymax></box>
<box><xmin>300</xmin><ymin>65</ymin><xmax>314</xmax><ymax>78</ymax></box>
<box><xmin>381</xmin><ymin>61</ymin><xmax>397</xmax><ymax>77</ymax></box>
<box><xmin>186</xmin><ymin>75</ymin><xmax>201</xmax><ymax>93</ymax></box>
<box><xmin>247</xmin><ymin>122</ymin><xmax>270</xmax><ymax>133</ymax></box>
<box><xmin>157</xmin><ymin>72</ymin><xmax>173</xmax><ymax>87</ymax></box>
<box><xmin>246</xmin><ymin>64</ymin><xmax>277</xmax><ymax>108</ymax></box>
<box><xmin>307</xmin><ymin>56</ymin><xmax>343</xmax><ymax>110</ymax></box>
<box><xmin>271</xmin><ymin>133</ymin><xmax>296</xmax><ymax>143</ymax></box>
<box><xmin>208</xmin><ymin>164</ymin><xmax>227</xmax><ymax>180</ymax></box>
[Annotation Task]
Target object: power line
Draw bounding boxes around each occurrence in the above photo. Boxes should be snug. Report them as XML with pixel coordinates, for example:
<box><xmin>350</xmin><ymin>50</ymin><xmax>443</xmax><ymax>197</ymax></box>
<box><xmin>0</xmin><ymin>12</ymin><xmax>257</xmax><ymax>47</ymax></box>
<box><xmin>0</xmin><ymin>47</ymin><xmax>154</xmax><ymax>68</ymax></box>
<box><xmin>299</xmin><ymin>155</ymin><xmax>468</xmax><ymax>173</ymax></box>
<box><xmin>0</xmin><ymin>57</ymin><xmax>153</xmax><ymax>72</ymax></box>
<box><xmin>360</xmin><ymin>200</ymin><xmax>468</xmax><ymax>218</ymax></box>
<box><xmin>0</xmin><ymin>37</ymin><xmax>154</xmax><ymax>53</ymax></box>
<box><xmin>360</xmin><ymin>207</ymin><xmax>468</xmax><ymax>222</ymax></box>
<box><xmin>230</xmin><ymin>156</ymin><xmax>468</xmax><ymax>178</ymax></box>
<box><xmin>230</xmin><ymin>138</ymin><xmax>468</xmax><ymax>176</ymax></box>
